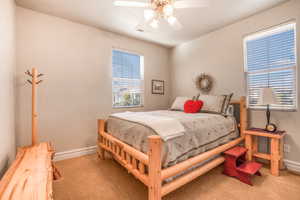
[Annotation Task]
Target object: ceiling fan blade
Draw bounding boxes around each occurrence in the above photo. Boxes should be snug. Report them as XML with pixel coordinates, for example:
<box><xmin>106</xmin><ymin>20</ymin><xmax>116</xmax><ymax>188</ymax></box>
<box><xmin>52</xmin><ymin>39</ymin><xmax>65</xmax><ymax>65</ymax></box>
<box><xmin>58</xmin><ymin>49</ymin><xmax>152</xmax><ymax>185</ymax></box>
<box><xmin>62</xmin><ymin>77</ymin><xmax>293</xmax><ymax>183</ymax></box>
<box><xmin>114</xmin><ymin>1</ymin><xmax>150</xmax><ymax>8</ymax></box>
<box><xmin>174</xmin><ymin>0</ymin><xmax>209</xmax><ymax>9</ymax></box>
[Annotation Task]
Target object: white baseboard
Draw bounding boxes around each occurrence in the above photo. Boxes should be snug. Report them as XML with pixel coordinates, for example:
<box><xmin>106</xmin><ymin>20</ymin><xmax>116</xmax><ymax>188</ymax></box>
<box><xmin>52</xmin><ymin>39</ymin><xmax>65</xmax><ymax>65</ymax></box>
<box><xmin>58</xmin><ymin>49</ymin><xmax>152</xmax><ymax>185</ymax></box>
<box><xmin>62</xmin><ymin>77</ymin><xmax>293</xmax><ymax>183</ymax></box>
<box><xmin>284</xmin><ymin>159</ymin><xmax>300</xmax><ymax>173</ymax></box>
<box><xmin>54</xmin><ymin>146</ymin><xmax>97</xmax><ymax>161</ymax></box>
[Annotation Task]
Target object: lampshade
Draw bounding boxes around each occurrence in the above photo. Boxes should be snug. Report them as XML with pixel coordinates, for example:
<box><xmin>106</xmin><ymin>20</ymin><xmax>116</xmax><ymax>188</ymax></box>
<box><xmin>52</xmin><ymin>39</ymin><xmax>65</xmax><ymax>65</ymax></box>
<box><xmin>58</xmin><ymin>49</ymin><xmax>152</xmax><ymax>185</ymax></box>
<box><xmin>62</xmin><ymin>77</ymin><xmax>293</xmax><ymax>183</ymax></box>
<box><xmin>257</xmin><ymin>88</ymin><xmax>278</xmax><ymax>105</ymax></box>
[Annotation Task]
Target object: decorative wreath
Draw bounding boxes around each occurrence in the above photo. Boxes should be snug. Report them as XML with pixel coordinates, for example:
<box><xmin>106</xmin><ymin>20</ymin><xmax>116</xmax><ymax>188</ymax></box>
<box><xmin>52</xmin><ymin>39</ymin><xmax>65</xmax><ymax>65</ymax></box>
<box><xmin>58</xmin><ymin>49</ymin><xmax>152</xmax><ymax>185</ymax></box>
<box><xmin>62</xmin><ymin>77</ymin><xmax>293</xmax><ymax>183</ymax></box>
<box><xmin>195</xmin><ymin>73</ymin><xmax>213</xmax><ymax>93</ymax></box>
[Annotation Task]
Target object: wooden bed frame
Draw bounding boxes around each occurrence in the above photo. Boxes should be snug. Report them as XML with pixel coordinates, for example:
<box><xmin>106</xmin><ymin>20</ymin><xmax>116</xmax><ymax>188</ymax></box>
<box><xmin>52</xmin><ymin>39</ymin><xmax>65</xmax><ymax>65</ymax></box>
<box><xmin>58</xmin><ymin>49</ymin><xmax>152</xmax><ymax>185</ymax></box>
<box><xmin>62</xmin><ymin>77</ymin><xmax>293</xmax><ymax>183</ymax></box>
<box><xmin>97</xmin><ymin>96</ymin><xmax>248</xmax><ymax>200</ymax></box>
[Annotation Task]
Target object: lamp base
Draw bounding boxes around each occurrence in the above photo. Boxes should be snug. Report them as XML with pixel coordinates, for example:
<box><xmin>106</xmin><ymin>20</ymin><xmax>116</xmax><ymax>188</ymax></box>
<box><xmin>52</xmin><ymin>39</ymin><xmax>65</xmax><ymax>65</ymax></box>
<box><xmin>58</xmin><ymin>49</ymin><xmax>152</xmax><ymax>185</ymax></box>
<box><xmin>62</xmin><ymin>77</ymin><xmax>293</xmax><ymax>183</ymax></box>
<box><xmin>265</xmin><ymin>123</ymin><xmax>277</xmax><ymax>133</ymax></box>
<box><xmin>265</xmin><ymin>104</ymin><xmax>277</xmax><ymax>132</ymax></box>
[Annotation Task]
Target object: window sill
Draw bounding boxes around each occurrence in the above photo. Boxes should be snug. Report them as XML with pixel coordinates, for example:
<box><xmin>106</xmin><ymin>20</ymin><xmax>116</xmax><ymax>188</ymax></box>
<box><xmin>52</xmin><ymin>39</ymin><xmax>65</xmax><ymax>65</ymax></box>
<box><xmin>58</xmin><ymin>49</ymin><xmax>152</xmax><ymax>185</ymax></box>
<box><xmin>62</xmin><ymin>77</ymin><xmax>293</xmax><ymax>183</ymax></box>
<box><xmin>248</xmin><ymin>107</ymin><xmax>297</xmax><ymax>112</ymax></box>
<box><xmin>113</xmin><ymin>105</ymin><xmax>144</xmax><ymax>109</ymax></box>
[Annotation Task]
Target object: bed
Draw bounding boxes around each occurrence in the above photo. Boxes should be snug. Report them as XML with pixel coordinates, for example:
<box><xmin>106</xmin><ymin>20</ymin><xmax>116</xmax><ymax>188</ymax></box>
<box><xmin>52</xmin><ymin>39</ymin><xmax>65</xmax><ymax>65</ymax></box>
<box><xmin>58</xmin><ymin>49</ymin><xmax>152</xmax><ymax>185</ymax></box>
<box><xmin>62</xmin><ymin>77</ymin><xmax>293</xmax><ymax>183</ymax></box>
<box><xmin>97</xmin><ymin>96</ymin><xmax>247</xmax><ymax>200</ymax></box>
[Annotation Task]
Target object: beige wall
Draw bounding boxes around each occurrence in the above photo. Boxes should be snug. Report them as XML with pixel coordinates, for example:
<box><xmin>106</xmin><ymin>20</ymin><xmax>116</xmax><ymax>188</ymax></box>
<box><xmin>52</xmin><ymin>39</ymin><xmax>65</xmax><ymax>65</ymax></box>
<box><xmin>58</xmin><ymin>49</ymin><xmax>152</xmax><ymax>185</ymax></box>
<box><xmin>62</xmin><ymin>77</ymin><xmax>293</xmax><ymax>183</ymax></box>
<box><xmin>0</xmin><ymin>0</ymin><xmax>16</xmax><ymax>176</ymax></box>
<box><xmin>170</xmin><ymin>0</ymin><xmax>300</xmax><ymax>163</ymax></box>
<box><xmin>16</xmin><ymin>7</ymin><xmax>171</xmax><ymax>152</ymax></box>
<box><xmin>15</xmin><ymin>1</ymin><xmax>300</xmax><ymax>165</ymax></box>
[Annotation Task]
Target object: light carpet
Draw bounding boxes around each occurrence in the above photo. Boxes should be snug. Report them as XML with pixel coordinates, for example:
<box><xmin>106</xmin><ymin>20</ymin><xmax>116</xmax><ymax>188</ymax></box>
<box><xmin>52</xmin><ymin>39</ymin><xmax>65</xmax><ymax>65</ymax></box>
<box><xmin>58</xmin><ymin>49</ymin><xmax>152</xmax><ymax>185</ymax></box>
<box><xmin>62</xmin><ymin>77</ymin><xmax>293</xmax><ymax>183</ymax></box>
<box><xmin>53</xmin><ymin>154</ymin><xmax>300</xmax><ymax>200</ymax></box>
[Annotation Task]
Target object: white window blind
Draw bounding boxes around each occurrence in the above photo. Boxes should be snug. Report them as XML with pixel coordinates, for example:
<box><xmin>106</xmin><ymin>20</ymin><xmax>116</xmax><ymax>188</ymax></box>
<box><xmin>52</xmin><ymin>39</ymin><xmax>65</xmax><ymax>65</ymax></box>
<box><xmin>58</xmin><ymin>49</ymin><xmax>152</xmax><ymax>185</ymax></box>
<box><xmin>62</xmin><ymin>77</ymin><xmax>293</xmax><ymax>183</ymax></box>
<box><xmin>244</xmin><ymin>23</ymin><xmax>297</xmax><ymax>110</ymax></box>
<box><xmin>112</xmin><ymin>50</ymin><xmax>144</xmax><ymax>108</ymax></box>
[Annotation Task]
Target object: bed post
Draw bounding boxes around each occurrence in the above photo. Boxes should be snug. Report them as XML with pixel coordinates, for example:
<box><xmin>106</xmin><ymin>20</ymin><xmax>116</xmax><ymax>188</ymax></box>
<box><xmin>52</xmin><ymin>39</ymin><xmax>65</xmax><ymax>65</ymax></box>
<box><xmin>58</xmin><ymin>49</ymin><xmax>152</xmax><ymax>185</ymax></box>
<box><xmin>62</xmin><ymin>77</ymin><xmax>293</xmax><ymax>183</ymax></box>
<box><xmin>98</xmin><ymin>119</ymin><xmax>106</xmax><ymax>160</ymax></box>
<box><xmin>148</xmin><ymin>136</ymin><xmax>162</xmax><ymax>200</ymax></box>
<box><xmin>240</xmin><ymin>96</ymin><xmax>248</xmax><ymax>137</ymax></box>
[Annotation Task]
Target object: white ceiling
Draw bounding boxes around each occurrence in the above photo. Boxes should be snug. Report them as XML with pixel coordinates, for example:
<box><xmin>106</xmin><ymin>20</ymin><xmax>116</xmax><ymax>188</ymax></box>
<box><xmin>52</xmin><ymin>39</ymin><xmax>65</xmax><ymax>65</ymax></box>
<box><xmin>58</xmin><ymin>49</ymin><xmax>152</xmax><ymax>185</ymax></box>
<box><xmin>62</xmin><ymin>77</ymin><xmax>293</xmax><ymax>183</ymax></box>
<box><xmin>16</xmin><ymin>0</ymin><xmax>288</xmax><ymax>47</ymax></box>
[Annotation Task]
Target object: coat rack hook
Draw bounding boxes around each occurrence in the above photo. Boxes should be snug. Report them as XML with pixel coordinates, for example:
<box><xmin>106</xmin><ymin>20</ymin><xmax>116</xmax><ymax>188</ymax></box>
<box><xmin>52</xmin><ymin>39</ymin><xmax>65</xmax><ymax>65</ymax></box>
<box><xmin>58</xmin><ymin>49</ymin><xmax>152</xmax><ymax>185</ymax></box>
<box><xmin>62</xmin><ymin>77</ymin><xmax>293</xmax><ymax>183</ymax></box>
<box><xmin>27</xmin><ymin>80</ymin><xmax>32</xmax><ymax>84</ymax></box>
<box><xmin>25</xmin><ymin>70</ymin><xmax>33</xmax><ymax>77</ymax></box>
<box><xmin>37</xmin><ymin>73</ymin><xmax>44</xmax><ymax>78</ymax></box>
<box><xmin>36</xmin><ymin>80</ymin><xmax>43</xmax><ymax>85</ymax></box>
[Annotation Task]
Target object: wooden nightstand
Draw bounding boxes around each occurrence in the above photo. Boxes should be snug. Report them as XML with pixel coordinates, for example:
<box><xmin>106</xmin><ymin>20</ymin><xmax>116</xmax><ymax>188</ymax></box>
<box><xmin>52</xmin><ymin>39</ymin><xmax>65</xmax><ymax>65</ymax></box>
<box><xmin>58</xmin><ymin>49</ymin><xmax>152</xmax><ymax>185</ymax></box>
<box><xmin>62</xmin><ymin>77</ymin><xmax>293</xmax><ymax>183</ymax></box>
<box><xmin>244</xmin><ymin>128</ymin><xmax>286</xmax><ymax>176</ymax></box>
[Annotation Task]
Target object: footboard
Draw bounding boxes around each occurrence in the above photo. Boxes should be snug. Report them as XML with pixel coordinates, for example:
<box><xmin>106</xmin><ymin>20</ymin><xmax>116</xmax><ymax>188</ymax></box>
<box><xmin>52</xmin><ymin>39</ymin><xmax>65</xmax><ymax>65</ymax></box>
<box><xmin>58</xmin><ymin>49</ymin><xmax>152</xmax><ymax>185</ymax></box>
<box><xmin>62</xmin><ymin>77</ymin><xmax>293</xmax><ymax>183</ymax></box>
<box><xmin>98</xmin><ymin>120</ymin><xmax>152</xmax><ymax>186</ymax></box>
<box><xmin>98</xmin><ymin>120</ymin><xmax>161</xmax><ymax>199</ymax></box>
<box><xmin>97</xmin><ymin>96</ymin><xmax>247</xmax><ymax>200</ymax></box>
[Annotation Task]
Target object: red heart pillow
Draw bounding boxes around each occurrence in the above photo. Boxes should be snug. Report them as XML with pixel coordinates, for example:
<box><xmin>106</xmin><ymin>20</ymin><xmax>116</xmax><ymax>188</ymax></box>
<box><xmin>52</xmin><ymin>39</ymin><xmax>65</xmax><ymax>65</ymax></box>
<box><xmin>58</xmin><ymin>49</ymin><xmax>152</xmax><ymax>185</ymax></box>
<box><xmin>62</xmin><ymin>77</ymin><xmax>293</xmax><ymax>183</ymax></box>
<box><xmin>184</xmin><ymin>100</ymin><xmax>204</xmax><ymax>113</ymax></box>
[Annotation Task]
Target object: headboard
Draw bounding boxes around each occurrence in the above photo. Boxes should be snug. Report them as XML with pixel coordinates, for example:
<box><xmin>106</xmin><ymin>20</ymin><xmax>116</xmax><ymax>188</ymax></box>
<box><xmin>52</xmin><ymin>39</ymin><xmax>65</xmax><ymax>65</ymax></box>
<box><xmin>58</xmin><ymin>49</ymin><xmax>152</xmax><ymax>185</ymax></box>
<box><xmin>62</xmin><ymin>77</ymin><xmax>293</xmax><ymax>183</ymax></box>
<box><xmin>230</xmin><ymin>96</ymin><xmax>248</xmax><ymax>137</ymax></box>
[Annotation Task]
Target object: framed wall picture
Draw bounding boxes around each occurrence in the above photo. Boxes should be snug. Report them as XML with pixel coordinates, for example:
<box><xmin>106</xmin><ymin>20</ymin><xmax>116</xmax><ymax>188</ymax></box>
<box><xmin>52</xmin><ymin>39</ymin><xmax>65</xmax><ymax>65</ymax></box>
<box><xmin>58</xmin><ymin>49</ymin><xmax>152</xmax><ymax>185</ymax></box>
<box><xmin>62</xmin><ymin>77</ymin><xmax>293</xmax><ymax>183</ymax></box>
<box><xmin>152</xmin><ymin>80</ymin><xmax>164</xmax><ymax>95</ymax></box>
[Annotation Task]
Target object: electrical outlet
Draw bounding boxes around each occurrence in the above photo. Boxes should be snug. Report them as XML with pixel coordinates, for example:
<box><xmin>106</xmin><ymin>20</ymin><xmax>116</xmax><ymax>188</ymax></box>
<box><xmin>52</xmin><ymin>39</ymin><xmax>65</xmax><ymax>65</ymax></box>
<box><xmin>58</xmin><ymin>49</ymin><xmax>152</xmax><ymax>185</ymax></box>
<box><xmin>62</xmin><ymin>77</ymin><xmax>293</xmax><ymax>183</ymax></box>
<box><xmin>284</xmin><ymin>144</ymin><xmax>291</xmax><ymax>153</ymax></box>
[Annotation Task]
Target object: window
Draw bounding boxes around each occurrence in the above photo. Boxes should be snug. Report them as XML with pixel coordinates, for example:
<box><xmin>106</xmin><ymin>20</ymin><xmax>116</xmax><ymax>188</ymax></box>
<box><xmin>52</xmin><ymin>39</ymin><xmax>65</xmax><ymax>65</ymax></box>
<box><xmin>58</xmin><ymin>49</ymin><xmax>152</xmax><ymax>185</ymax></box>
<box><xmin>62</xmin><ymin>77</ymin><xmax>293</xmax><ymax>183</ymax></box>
<box><xmin>244</xmin><ymin>22</ymin><xmax>297</xmax><ymax>110</ymax></box>
<box><xmin>112</xmin><ymin>49</ymin><xmax>144</xmax><ymax>108</ymax></box>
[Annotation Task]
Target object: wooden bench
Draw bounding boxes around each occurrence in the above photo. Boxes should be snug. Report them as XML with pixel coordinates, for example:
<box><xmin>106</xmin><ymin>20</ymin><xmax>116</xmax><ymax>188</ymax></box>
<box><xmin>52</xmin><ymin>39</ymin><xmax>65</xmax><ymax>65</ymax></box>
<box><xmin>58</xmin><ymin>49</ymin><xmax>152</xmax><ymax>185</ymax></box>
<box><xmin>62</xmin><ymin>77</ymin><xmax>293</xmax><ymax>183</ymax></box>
<box><xmin>0</xmin><ymin>142</ymin><xmax>61</xmax><ymax>200</ymax></box>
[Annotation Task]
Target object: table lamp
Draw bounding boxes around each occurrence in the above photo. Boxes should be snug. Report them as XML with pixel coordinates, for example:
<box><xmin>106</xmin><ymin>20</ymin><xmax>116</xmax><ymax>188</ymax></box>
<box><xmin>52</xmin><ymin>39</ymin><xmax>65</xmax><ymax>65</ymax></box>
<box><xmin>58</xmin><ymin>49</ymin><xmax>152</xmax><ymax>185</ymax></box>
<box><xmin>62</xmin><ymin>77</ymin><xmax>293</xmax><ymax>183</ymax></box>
<box><xmin>258</xmin><ymin>88</ymin><xmax>278</xmax><ymax>132</ymax></box>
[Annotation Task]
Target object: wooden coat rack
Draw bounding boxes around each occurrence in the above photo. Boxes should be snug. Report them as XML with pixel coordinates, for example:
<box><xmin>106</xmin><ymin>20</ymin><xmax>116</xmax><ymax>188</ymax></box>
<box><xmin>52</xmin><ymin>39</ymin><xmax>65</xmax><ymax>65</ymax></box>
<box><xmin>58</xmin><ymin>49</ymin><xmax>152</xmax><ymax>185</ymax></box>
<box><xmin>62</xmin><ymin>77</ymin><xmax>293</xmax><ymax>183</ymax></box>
<box><xmin>0</xmin><ymin>69</ymin><xmax>62</xmax><ymax>200</ymax></box>
<box><xmin>25</xmin><ymin>68</ymin><xmax>44</xmax><ymax>146</ymax></box>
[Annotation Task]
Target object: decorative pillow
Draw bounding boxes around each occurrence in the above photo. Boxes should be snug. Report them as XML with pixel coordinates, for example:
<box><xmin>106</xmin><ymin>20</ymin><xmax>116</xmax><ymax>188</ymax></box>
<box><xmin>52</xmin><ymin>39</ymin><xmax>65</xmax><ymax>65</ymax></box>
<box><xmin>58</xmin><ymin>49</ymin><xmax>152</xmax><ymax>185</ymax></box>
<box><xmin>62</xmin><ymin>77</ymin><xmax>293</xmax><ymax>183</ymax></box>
<box><xmin>171</xmin><ymin>97</ymin><xmax>190</xmax><ymax>111</ymax></box>
<box><xmin>226</xmin><ymin>105</ymin><xmax>235</xmax><ymax>116</ymax></box>
<box><xmin>198</xmin><ymin>95</ymin><xmax>226</xmax><ymax>113</ymax></box>
<box><xmin>184</xmin><ymin>100</ymin><xmax>203</xmax><ymax>113</ymax></box>
<box><xmin>221</xmin><ymin>93</ymin><xmax>234</xmax><ymax>115</ymax></box>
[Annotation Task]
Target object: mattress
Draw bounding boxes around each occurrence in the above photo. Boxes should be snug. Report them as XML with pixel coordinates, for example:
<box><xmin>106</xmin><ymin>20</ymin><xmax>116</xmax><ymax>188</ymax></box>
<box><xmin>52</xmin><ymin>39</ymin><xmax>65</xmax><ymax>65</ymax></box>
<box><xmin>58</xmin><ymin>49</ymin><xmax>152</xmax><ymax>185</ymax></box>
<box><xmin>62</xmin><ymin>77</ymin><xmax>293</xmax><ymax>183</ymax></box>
<box><xmin>106</xmin><ymin>110</ymin><xmax>239</xmax><ymax>168</ymax></box>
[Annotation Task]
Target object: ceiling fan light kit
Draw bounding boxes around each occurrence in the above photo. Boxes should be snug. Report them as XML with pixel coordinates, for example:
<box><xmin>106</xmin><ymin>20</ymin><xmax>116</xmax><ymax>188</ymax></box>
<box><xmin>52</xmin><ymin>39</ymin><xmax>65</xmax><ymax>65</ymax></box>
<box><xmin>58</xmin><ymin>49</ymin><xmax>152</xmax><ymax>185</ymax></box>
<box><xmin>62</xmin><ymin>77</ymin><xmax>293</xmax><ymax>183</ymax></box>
<box><xmin>167</xmin><ymin>16</ymin><xmax>177</xmax><ymax>25</ymax></box>
<box><xmin>144</xmin><ymin>9</ymin><xmax>155</xmax><ymax>21</ymax></box>
<box><xmin>114</xmin><ymin>0</ymin><xmax>209</xmax><ymax>31</ymax></box>
<box><xmin>163</xmin><ymin>4</ymin><xmax>174</xmax><ymax>16</ymax></box>
<box><xmin>150</xmin><ymin>19</ymin><xmax>159</xmax><ymax>28</ymax></box>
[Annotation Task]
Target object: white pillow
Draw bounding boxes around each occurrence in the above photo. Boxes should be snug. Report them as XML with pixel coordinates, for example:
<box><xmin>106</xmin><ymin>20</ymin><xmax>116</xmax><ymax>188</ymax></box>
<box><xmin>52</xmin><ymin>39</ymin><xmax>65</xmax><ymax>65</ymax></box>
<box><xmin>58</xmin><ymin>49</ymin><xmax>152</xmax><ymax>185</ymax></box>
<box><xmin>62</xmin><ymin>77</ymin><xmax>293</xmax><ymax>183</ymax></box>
<box><xmin>171</xmin><ymin>97</ymin><xmax>190</xmax><ymax>111</ymax></box>
<box><xmin>198</xmin><ymin>95</ymin><xmax>226</xmax><ymax>113</ymax></box>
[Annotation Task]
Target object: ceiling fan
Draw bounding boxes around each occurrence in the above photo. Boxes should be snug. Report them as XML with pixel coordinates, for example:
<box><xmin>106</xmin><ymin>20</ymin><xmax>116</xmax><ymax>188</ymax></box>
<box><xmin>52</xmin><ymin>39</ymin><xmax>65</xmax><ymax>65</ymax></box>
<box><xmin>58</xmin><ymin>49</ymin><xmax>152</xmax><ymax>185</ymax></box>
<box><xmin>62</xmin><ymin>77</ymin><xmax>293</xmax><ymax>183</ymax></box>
<box><xmin>113</xmin><ymin>0</ymin><xmax>209</xmax><ymax>31</ymax></box>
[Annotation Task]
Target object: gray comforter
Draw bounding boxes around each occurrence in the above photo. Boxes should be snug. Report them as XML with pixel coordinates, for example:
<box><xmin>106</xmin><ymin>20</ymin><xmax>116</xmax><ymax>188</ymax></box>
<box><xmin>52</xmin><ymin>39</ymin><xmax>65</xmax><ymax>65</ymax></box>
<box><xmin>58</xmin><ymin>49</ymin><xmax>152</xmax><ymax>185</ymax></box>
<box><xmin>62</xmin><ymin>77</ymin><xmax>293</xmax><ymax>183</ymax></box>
<box><xmin>107</xmin><ymin>110</ymin><xmax>239</xmax><ymax>168</ymax></box>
